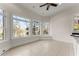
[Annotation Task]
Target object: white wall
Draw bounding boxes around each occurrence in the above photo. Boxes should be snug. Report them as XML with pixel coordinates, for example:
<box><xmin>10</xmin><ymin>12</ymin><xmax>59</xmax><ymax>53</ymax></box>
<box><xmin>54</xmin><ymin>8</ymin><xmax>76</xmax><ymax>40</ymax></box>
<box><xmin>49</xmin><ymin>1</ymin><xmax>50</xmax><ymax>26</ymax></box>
<box><xmin>50</xmin><ymin>7</ymin><xmax>79</xmax><ymax>43</ymax></box>
<box><xmin>0</xmin><ymin>3</ymin><xmax>50</xmax><ymax>55</ymax></box>
<box><xmin>49</xmin><ymin>7</ymin><xmax>79</xmax><ymax>55</ymax></box>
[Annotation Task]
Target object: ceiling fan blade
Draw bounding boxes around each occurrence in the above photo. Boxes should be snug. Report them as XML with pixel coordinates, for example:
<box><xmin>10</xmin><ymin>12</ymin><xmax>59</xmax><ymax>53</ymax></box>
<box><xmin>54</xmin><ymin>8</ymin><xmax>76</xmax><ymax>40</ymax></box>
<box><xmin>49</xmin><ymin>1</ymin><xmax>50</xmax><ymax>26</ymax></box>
<box><xmin>40</xmin><ymin>3</ymin><xmax>48</xmax><ymax>7</ymax></box>
<box><xmin>46</xmin><ymin>5</ymin><xmax>50</xmax><ymax>10</ymax></box>
<box><xmin>50</xmin><ymin>3</ymin><xmax>58</xmax><ymax>7</ymax></box>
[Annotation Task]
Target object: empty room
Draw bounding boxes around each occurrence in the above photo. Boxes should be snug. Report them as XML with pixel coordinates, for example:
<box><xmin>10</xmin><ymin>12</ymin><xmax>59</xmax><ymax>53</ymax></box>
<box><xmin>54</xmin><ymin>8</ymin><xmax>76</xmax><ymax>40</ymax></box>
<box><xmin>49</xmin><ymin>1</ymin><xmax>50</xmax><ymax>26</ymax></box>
<box><xmin>0</xmin><ymin>3</ymin><xmax>79</xmax><ymax>56</ymax></box>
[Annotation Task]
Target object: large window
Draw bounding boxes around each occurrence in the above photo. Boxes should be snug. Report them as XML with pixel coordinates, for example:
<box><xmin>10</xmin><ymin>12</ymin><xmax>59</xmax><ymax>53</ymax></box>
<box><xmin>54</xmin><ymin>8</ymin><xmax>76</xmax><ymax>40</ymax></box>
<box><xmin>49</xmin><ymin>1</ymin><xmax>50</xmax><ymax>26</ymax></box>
<box><xmin>13</xmin><ymin>16</ymin><xmax>30</xmax><ymax>38</ymax></box>
<box><xmin>32</xmin><ymin>20</ymin><xmax>40</xmax><ymax>35</ymax></box>
<box><xmin>42</xmin><ymin>23</ymin><xmax>49</xmax><ymax>35</ymax></box>
<box><xmin>0</xmin><ymin>9</ymin><xmax>4</xmax><ymax>40</ymax></box>
<box><xmin>13</xmin><ymin>16</ymin><xmax>49</xmax><ymax>37</ymax></box>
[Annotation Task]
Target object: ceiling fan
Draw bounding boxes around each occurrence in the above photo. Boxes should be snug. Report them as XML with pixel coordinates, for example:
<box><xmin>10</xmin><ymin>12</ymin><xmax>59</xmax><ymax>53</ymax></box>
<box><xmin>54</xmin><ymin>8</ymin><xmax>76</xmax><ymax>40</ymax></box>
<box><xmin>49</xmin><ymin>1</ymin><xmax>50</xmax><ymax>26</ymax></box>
<box><xmin>40</xmin><ymin>3</ymin><xmax>58</xmax><ymax>10</ymax></box>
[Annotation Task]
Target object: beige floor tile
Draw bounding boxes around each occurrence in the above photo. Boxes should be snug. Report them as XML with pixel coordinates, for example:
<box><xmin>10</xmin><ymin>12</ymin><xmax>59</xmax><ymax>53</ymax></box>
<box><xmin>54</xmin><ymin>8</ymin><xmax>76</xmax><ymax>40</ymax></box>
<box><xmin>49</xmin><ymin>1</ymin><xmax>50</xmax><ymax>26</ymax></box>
<box><xmin>2</xmin><ymin>40</ymin><xmax>74</xmax><ymax>56</ymax></box>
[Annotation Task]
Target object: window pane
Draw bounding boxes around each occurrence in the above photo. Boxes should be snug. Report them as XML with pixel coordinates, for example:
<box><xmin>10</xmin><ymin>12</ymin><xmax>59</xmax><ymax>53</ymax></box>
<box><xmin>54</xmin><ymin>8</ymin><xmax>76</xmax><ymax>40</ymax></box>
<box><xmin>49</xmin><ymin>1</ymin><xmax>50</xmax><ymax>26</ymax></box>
<box><xmin>73</xmin><ymin>16</ymin><xmax>79</xmax><ymax>33</ymax></box>
<box><xmin>13</xmin><ymin>16</ymin><xmax>30</xmax><ymax>38</ymax></box>
<box><xmin>42</xmin><ymin>23</ymin><xmax>49</xmax><ymax>35</ymax></box>
<box><xmin>0</xmin><ymin>9</ymin><xmax>3</xmax><ymax>14</ymax></box>
<box><xmin>0</xmin><ymin>15</ymin><xmax>3</xmax><ymax>39</ymax></box>
<box><xmin>32</xmin><ymin>21</ymin><xmax>40</xmax><ymax>35</ymax></box>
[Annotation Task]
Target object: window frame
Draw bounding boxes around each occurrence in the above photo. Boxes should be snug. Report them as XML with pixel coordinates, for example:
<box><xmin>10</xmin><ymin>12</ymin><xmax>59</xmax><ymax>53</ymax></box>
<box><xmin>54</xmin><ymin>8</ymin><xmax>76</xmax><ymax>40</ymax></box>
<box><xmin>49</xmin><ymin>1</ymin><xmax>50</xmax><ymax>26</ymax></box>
<box><xmin>12</xmin><ymin>15</ymin><xmax>50</xmax><ymax>39</ymax></box>
<box><xmin>31</xmin><ymin>20</ymin><xmax>41</xmax><ymax>36</ymax></box>
<box><xmin>42</xmin><ymin>22</ymin><xmax>49</xmax><ymax>36</ymax></box>
<box><xmin>12</xmin><ymin>15</ymin><xmax>31</xmax><ymax>38</ymax></box>
<box><xmin>0</xmin><ymin>9</ymin><xmax>4</xmax><ymax>41</ymax></box>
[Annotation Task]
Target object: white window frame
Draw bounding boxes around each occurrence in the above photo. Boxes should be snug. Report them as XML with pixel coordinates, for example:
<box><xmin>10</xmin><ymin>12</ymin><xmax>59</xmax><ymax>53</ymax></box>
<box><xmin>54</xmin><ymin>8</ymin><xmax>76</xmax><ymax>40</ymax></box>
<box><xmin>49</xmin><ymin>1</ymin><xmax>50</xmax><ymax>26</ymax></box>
<box><xmin>31</xmin><ymin>20</ymin><xmax>41</xmax><ymax>36</ymax></box>
<box><xmin>0</xmin><ymin>9</ymin><xmax>4</xmax><ymax>41</ymax></box>
<box><xmin>12</xmin><ymin>15</ymin><xmax>50</xmax><ymax>39</ymax></box>
<box><xmin>12</xmin><ymin>15</ymin><xmax>30</xmax><ymax>39</ymax></box>
<box><xmin>41</xmin><ymin>22</ymin><xmax>49</xmax><ymax>36</ymax></box>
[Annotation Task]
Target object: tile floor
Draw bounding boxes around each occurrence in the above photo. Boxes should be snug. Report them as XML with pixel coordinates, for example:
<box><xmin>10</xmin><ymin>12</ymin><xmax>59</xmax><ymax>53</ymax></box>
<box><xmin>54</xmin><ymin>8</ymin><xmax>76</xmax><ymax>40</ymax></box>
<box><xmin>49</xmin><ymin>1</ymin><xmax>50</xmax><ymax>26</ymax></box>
<box><xmin>2</xmin><ymin>40</ymin><xmax>74</xmax><ymax>56</ymax></box>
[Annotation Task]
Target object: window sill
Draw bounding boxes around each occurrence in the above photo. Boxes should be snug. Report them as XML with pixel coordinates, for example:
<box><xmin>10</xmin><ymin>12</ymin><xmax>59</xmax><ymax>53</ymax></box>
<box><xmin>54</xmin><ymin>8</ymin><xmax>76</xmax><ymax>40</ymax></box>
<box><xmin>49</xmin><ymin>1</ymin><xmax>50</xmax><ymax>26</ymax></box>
<box><xmin>11</xmin><ymin>35</ymin><xmax>50</xmax><ymax>40</ymax></box>
<box><xmin>12</xmin><ymin>36</ymin><xmax>31</xmax><ymax>40</ymax></box>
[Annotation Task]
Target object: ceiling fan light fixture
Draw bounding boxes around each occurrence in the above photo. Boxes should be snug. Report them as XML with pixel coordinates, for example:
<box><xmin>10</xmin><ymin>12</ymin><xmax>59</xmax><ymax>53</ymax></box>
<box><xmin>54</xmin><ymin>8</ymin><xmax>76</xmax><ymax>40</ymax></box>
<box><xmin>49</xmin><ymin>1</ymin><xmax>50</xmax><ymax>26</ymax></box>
<box><xmin>40</xmin><ymin>3</ymin><xmax>59</xmax><ymax>11</ymax></box>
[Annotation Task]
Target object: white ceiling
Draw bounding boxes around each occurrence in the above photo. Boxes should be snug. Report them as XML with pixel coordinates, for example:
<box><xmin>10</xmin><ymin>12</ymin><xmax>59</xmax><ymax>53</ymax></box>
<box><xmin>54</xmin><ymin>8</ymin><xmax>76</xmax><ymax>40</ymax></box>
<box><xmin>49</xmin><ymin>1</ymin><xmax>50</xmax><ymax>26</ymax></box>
<box><xmin>17</xmin><ymin>3</ymin><xmax>79</xmax><ymax>17</ymax></box>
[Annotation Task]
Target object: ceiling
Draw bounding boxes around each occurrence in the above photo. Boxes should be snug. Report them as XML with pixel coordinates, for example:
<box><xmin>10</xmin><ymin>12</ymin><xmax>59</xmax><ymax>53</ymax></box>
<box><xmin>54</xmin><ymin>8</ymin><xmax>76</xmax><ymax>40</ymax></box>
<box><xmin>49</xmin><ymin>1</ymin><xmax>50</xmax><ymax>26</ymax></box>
<box><xmin>17</xmin><ymin>3</ymin><xmax>79</xmax><ymax>17</ymax></box>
